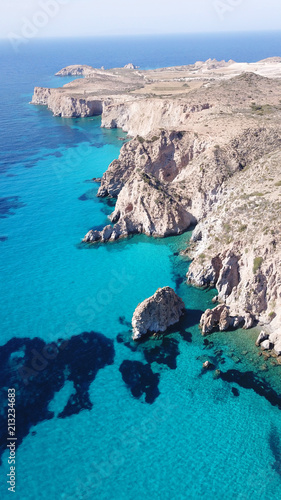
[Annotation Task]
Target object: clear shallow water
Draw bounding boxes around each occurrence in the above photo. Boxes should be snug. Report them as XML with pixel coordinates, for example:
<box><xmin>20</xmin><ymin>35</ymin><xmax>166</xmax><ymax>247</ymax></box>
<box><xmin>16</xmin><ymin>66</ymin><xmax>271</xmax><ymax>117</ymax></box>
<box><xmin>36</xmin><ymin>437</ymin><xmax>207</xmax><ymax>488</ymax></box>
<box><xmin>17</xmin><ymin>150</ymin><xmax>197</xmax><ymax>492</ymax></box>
<box><xmin>0</xmin><ymin>34</ymin><xmax>281</xmax><ymax>499</ymax></box>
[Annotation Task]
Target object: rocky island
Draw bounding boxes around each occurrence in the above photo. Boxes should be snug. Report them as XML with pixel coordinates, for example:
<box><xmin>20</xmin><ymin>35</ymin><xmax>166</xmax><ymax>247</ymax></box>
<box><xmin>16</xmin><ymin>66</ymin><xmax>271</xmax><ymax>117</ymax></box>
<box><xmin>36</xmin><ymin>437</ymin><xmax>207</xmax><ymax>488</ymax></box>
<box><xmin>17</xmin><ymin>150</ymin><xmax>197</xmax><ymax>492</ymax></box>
<box><xmin>31</xmin><ymin>57</ymin><xmax>281</xmax><ymax>354</ymax></box>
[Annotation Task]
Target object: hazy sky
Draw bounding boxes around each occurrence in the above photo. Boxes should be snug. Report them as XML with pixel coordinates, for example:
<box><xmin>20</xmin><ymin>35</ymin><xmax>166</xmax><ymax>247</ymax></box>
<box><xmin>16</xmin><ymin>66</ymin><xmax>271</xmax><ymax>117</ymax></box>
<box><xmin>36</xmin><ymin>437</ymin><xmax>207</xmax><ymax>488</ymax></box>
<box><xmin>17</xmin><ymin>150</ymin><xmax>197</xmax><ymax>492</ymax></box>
<box><xmin>1</xmin><ymin>0</ymin><xmax>281</xmax><ymax>39</ymax></box>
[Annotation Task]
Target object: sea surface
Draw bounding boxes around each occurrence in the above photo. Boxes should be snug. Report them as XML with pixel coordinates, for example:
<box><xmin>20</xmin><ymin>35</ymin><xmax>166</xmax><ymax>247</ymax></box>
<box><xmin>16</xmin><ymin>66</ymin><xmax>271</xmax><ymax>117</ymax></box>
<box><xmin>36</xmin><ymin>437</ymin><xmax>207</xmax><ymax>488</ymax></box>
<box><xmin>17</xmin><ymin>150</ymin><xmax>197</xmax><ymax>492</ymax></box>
<box><xmin>1</xmin><ymin>32</ymin><xmax>281</xmax><ymax>500</ymax></box>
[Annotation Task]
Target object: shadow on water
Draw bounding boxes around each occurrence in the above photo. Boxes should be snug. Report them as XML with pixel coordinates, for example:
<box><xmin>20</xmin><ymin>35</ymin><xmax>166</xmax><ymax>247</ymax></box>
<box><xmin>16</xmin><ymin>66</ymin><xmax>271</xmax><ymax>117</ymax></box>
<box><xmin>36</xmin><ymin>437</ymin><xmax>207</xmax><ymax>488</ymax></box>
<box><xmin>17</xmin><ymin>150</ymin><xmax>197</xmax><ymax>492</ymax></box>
<box><xmin>115</xmin><ymin>303</ymin><xmax>198</xmax><ymax>405</ymax></box>
<box><xmin>0</xmin><ymin>332</ymin><xmax>115</xmax><ymax>464</ymax></box>
<box><xmin>0</xmin><ymin>196</ymin><xmax>26</xmax><ymax>218</ymax></box>
<box><xmin>116</xmin><ymin>313</ymin><xmax>194</xmax><ymax>401</ymax></box>
<box><xmin>117</xmin><ymin>331</ymin><xmax>183</xmax><ymax>370</ymax></box>
<box><xmin>181</xmin><ymin>308</ymin><xmax>205</xmax><ymax>330</ymax></box>
<box><xmin>220</xmin><ymin>369</ymin><xmax>281</xmax><ymax>410</ymax></box>
<box><xmin>78</xmin><ymin>188</ymin><xmax>98</xmax><ymax>201</ymax></box>
<box><xmin>269</xmin><ymin>424</ymin><xmax>281</xmax><ymax>477</ymax></box>
<box><xmin>119</xmin><ymin>360</ymin><xmax>160</xmax><ymax>404</ymax></box>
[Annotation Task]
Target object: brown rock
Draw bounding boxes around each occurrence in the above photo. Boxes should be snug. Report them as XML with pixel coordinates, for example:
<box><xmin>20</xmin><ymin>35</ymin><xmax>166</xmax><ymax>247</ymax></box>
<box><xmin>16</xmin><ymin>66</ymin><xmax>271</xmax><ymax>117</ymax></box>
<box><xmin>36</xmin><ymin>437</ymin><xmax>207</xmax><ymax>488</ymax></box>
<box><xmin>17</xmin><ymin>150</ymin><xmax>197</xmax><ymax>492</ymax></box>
<box><xmin>132</xmin><ymin>287</ymin><xmax>185</xmax><ymax>340</ymax></box>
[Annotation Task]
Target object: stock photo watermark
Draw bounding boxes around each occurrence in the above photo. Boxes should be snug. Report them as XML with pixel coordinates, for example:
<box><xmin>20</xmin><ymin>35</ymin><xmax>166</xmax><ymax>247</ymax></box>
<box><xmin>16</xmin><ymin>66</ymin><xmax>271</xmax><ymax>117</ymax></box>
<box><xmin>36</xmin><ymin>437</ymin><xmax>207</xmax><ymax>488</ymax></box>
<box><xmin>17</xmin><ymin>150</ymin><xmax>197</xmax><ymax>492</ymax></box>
<box><xmin>214</xmin><ymin>0</ymin><xmax>244</xmax><ymax>21</ymax></box>
<box><xmin>8</xmin><ymin>0</ymin><xmax>72</xmax><ymax>53</ymax></box>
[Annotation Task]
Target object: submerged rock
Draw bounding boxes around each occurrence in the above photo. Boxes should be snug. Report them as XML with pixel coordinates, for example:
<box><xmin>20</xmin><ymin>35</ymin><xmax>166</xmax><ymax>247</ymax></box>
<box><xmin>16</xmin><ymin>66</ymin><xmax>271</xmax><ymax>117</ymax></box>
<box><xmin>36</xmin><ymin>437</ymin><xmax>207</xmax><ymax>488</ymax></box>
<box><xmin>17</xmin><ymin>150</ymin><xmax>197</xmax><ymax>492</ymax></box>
<box><xmin>132</xmin><ymin>287</ymin><xmax>185</xmax><ymax>340</ymax></box>
<box><xmin>203</xmin><ymin>360</ymin><xmax>213</xmax><ymax>370</ymax></box>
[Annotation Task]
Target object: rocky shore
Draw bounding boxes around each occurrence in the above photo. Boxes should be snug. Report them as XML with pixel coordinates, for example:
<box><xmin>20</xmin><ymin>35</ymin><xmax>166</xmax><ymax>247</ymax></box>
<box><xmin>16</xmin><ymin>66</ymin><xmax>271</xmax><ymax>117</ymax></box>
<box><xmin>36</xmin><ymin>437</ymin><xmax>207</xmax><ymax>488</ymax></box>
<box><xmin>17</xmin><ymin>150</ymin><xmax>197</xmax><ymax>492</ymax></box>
<box><xmin>32</xmin><ymin>57</ymin><xmax>281</xmax><ymax>354</ymax></box>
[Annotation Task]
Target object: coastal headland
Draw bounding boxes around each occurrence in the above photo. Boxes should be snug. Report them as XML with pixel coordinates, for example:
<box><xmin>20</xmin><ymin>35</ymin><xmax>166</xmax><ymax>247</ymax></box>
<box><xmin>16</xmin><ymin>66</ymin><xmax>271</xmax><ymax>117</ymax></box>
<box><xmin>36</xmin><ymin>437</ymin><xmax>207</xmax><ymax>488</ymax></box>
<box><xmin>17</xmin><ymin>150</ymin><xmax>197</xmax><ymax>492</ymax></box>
<box><xmin>32</xmin><ymin>58</ymin><xmax>281</xmax><ymax>356</ymax></box>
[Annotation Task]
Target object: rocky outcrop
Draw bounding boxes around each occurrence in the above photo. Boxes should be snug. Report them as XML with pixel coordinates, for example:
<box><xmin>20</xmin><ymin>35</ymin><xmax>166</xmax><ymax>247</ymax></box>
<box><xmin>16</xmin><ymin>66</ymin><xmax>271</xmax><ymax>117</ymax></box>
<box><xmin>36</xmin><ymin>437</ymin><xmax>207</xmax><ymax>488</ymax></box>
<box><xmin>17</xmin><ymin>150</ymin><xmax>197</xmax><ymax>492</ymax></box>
<box><xmin>199</xmin><ymin>304</ymin><xmax>245</xmax><ymax>336</ymax></box>
<box><xmin>31</xmin><ymin>60</ymin><xmax>281</xmax><ymax>351</ymax></box>
<box><xmin>55</xmin><ymin>65</ymin><xmax>96</xmax><ymax>77</ymax></box>
<box><xmin>268</xmin><ymin>332</ymin><xmax>281</xmax><ymax>356</ymax></box>
<box><xmin>83</xmin><ymin>174</ymin><xmax>193</xmax><ymax>241</ymax></box>
<box><xmin>260</xmin><ymin>339</ymin><xmax>273</xmax><ymax>350</ymax></box>
<box><xmin>31</xmin><ymin>87</ymin><xmax>103</xmax><ymax>117</ymax></box>
<box><xmin>84</xmin><ymin>130</ymin><xmax>202</xmax><ymax>241</ymax></box>
<box><xmin>187</xmin><ymin>251</ymin><xmax>239</xmax><ymax>300</ymax></box>
<box><xmin>124</xmin><ymin>63</ymin><xmax>138</xmax><ymax>69</ymax></box>
<box><xmin>109</xmin><ymin>175</ymin><xmax>192</xmax><ymax>238</ymax></box>
<box><xmin>83</xmin><ymin>225</ymin><xmax>121</xmax><ymax>243</ymax></box>
<box><xmin>255</xmin><ymin>331</ymin><xmax>269</xmax><ymax>346</ymax></box>
<box><xmin>132</xmin><ymin>287</ymin><xmax>185</xmax><ymax>340</ymax></box>
<box><xmin>98</xmin><ymin>129</ymin><xmax>208</xmax><ymax>198</ymax></box>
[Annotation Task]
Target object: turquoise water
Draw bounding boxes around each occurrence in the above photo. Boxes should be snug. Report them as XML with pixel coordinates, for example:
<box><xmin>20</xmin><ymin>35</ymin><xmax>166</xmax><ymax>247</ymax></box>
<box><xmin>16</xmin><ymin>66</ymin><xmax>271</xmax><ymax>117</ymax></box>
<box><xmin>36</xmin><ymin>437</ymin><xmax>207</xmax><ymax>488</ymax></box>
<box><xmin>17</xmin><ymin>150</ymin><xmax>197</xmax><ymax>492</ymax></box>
<box><xmin>1</xmin><ymin>35</ymin><xmax>281</xmax><ymax>499</ymax></box>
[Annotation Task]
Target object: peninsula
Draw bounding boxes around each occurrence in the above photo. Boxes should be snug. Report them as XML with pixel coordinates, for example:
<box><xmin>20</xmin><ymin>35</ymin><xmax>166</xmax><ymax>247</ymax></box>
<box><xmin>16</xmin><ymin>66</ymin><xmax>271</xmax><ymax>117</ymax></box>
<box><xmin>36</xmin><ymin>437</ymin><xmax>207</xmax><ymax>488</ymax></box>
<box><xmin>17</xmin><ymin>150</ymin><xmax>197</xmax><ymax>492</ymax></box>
<box><xmin>32</xmin><ymin>58</ymin><xmax>281</xmax><ymax>357</ymax></box>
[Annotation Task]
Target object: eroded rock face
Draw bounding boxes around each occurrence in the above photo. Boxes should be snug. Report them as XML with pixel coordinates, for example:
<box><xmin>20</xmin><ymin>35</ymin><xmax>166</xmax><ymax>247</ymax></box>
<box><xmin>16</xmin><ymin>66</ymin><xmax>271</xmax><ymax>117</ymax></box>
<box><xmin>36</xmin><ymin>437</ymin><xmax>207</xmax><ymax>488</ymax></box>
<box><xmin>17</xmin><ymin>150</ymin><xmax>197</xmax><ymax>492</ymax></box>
<box><xmin>187</xmin><ymin>251</ymin><xmax>239</xmax><ymax>298</ymax></box>
<box><xmin>31</xmin><ymin>87</ymin><xmax>103</xmax><ymax>118</ymax></box>
<box><xmin>110</xmin><ymin>175</ymin><xmax>192</xmax><ymax>238</ymax></box>
<box><xmin>132</xmin><ymin>287</ymin><xmax>185</xmax><ymax>340</ymax></box>
<box><xmin>98</xmin><ymin>130</ymin><xmax>207</xmax><ymax>198</ymax></box>
<box><xmin>255</xmin><ymin>331</ymin><xmax>269</xmax><ymax>346</ymax></box>
<box><xmin>199</xmin><ymin>304</ymin><xmax>245</xmax><ymax>336</ymax></box>
<box><xmin>187</xmin><ymin>255</ymin><xmax>222</xmax><ymax>288</ymax></box>
<box><xmin>274</xmin><ymin>340</ymin><xmax>281</xmax><ymax>356</ymax></box>
<box><xmin>261</xmin><ymin>339</ymin><xmax>273</xmax><ymax>350</ymax></box>
<box><xmin>83</xmin><ymin>131</ymin><xmax>199</xmax><ymax>241</ymax></box>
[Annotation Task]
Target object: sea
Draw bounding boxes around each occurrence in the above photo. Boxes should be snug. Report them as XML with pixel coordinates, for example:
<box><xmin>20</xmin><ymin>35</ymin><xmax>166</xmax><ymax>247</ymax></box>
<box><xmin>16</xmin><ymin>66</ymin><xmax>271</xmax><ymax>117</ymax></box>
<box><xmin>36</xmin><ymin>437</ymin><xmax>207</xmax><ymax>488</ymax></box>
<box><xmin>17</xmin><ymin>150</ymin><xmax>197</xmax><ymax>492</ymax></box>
<box><xmin>1</xmin><ymin>32</ymin><xmax>281</xmax><ymax>500</ymax></box>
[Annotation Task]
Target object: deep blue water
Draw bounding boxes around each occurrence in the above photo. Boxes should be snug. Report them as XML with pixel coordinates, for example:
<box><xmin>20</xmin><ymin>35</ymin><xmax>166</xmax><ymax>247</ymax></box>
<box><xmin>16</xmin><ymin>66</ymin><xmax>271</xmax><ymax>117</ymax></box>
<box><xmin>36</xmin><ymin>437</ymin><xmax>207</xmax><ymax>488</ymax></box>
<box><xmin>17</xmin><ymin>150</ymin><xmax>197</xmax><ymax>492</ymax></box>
<box><xmin>1</xmin><ymin>33</ymin><xmax>281</xmax><ymax>499</ymax></box>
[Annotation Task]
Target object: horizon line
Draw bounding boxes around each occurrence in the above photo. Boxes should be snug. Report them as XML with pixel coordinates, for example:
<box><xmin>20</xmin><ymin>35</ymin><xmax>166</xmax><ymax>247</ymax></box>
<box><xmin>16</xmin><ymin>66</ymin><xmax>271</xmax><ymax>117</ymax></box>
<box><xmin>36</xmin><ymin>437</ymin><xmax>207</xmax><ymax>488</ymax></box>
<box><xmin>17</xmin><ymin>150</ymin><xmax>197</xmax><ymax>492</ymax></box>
<box><xmin>1</xmin><ymin>28</ymin><xmax>281</xmax><ymax>41</ymax></box>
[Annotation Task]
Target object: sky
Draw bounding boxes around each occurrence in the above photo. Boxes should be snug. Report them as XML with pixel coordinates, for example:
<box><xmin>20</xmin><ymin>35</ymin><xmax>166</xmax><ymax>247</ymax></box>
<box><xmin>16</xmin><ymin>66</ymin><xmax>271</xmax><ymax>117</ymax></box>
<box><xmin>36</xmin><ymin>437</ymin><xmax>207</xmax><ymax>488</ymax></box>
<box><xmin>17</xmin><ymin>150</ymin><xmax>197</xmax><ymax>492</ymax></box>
<box><xmin>1</xmin><ymin>0</ymin><xmax>281</xmax><ymax>40</ymax></box>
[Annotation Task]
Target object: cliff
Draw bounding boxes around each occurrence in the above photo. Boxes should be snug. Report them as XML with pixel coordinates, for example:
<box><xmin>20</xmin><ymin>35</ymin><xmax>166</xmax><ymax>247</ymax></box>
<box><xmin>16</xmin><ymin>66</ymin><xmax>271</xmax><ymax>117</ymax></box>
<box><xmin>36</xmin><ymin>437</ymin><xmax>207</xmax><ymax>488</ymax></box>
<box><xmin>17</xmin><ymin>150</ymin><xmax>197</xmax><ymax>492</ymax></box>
<box><xmin>32</xmin><ymin>86</ymin><xmax>103</xmax><ymax>117</ymax></box>
<box><xmin>31</xmin><ymin>59</ymin><xmax>281</xmax><ymax>353</ymax></box>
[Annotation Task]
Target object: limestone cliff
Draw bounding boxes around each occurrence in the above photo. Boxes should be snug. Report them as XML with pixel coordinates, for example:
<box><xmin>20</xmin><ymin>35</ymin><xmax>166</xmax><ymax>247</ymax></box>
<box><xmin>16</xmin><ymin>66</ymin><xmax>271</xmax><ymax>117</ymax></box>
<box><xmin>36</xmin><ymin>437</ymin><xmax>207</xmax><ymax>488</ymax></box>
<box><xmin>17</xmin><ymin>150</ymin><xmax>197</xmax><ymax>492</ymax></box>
<box><xmin>92</xmin><ymin>122</ymin><xmax>281</xmax><ymax>351</ymax></box>
<box><xmin>31</xmin><ymin>87</ymin><xmax>103</xmax><ymax>117</ymax></box>
<box><xmin>31</xmin><ymin>59</ymin><xmax>281</xmax><ymax>353</ymax></box>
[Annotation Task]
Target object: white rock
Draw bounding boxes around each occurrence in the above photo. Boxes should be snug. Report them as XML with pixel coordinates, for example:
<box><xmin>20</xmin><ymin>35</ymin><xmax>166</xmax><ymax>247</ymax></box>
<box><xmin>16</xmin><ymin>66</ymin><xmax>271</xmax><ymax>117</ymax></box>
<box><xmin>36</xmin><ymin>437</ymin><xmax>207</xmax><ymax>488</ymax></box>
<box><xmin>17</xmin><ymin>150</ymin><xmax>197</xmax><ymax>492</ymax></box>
<box><xmin>273</xmin><ymin>339</ymin><xmax>281</xmax><ymax>356</ymax></box>
<box><xmin>255</xmin><ymin>330</ymin><xmax>269</xmax><ymax>346</ymax></box>
<box><xmin>260</xmin><ymin>339</ymin><xmax>272</xmax><ymax>350</ymax></box>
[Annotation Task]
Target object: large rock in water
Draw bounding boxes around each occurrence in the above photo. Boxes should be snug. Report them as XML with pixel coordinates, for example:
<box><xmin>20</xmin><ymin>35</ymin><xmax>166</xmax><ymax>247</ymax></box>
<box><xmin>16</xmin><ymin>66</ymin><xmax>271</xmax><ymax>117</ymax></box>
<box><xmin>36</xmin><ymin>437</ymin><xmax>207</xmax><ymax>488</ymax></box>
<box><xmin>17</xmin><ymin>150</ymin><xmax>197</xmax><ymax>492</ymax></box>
<box><xmin>132</xmin><ymin>287</ymin><xmax>185</xmax><ymax>340</ymax></box>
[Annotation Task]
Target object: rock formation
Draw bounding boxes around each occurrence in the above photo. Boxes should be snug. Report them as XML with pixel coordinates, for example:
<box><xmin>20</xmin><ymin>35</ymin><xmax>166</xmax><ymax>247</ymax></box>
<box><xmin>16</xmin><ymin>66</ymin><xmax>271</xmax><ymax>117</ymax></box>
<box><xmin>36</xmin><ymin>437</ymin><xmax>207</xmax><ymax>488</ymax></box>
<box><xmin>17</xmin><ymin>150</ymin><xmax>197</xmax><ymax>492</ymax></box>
<box><xmin>31</xmin><ymin>58</ymin><xmax>281</xmax><ymax>352</ymax></box>
<box><xmin>124</xmin><ymin>63</ymin><xmax>138</xmax><ymax>69</ymax></box>
<box><xmin>199</xmin><ymin>304</ymin><xmax>245</xmax><ymax>336</ymax></box>
<box><xmin>255</xmin><ymin>331</ymin><xmax>269</xmax><ymax>346</ymax></box>
<box><xmin>132</xmin><ymin>287</ymin><xmax>185</xmax><ymax>340</ymax></box>
<box><xmin>55</xmin><ymin>65</ymin><xmax>96</xmax><ymax>77</ymax></box>
<box><xmin>31</xmin><ymin>87</ymin><xmax>103</xmax><ymax>118</ymax></box>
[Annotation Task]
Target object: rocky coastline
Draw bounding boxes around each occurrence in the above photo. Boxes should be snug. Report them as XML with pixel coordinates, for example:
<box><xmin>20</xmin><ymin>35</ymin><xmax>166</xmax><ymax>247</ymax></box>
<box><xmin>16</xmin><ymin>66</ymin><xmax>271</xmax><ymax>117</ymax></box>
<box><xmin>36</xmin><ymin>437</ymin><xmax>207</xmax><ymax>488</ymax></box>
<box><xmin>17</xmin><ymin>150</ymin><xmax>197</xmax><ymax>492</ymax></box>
<box><xmin>31</xmin><ymin>58</ymin><xmax>281</xmax><ymax>356</ymax></box>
